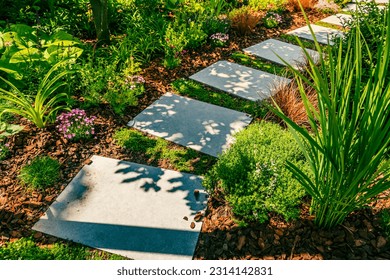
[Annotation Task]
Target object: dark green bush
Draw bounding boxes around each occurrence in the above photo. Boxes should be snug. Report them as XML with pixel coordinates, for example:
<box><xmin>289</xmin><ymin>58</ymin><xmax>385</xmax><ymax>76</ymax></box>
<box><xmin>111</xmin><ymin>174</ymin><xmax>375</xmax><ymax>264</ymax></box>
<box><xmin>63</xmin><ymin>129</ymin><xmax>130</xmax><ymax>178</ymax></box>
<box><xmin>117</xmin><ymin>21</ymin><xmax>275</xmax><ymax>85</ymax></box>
<box><xmin>19</xmin><ymin>156</ymin><xmax>61</xmax><ymax>189</ymax></box>
<box><xmin>204</xmin><ymin>121</ymin><xmax>309</xmax><ymax>223</ymax></box>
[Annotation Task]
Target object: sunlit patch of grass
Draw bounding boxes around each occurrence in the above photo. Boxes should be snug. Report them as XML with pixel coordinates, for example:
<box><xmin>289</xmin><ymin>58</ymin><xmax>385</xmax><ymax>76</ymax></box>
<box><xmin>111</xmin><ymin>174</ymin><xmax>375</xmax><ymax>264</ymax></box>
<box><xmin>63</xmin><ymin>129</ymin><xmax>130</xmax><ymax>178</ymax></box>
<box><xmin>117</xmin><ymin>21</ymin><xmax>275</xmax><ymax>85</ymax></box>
<box><xmin>171</xmin><ymin>79</ymin><xmax>268</xmax><ymax>119</ymax></box>
<box><xmin>113</xmin><ymin>128</ymin><xmax>215</xmax><ymax>175</ymax></box>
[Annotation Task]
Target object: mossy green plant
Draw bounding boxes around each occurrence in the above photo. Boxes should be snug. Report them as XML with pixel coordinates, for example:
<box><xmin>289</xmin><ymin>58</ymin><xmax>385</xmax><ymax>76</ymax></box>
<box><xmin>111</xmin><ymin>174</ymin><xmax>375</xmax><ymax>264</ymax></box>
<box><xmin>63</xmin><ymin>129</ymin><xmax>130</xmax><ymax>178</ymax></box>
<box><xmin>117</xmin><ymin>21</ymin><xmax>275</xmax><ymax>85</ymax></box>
<box><xmin>19</xmin><ymin>156</ymin><xmax>61</xmax><ymax>190</ymax></box>
<box><xmin>113</xmin><ymin>129</ymin><xmax>215</xmax><ymax>175</ymax></box>
<box><xmin>230</xmin><ymin>51</ymin><xmax>291</xmax><ymax>78</ymax></box>
<box><xmin>0</xmin><ymin>237</ymin><xmax>126</xmax><ymax>260</ymax></box>
<box><xmin>171</xmin><ymin>79</ymin><xmax>268</xmax><ymax>119</ymax></box>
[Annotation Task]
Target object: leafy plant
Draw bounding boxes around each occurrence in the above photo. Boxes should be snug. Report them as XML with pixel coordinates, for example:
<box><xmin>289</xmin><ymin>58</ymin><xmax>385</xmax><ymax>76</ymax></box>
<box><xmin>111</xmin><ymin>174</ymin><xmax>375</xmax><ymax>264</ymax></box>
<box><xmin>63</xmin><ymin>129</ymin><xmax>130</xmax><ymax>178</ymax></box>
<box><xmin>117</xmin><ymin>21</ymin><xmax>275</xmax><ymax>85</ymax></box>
<box><xmin>337</xmin><ymin>2</ymin><xmax>389</xmax><ymax>84</ymax></box>
<box><xmin>19</xmin><ymin>156</ymin><xmax>61</xmax><ymax>190</ymax></box>
<box><xmin>263</xmin><ymin>11</ymin><xmax>283</xmax><ymax>28</ymax></box>
<box><xmin>248</xmin><ymin>0</ymin><xmax>287</xmax><ymax>11</ymax></box>
<box><xmin>0</xmin><ymin>142</ymin><xmax>10</xmax><ymax>160</ymax></box>
<box><xmin>104</xmin><ymin>74</ymin><xmax>145</xmax><ymax>115</ymax></box>
<box><xmin>0</xmin><ymin>61</ymin><xmax>71</xmax><ymax>128</ymax></box>
<box><xmin>380</xmin><ymin>209</ymin><xmax>390</xmax><ymax>237</ymax></box>
<box><xmin>162</xmin><ymin>23</ymin><xmax>188</xmax><ymax>69</ymax></box>
<box><xmin>56</xmin><ymin>109</ymin><xmax>96</xmax><ymax>141</ymax></box>
<box><xmin>204</xmin><ymin>122</ymin><xmax>309</xmax><ymax>223</ymax></box>
<box><xmin>209</xmin><ymin>32</ymin><xmax>229</xmax><ymax>47</ymax></box>
<box><xmin>270</xmin><ymin>7</ymin><xmax>390</xmax><ymax>228</ymax></box>
<box><xmin>0</xmin><ymin>24</ymin><xmax>83</xmax><ymax>79</ymax></box>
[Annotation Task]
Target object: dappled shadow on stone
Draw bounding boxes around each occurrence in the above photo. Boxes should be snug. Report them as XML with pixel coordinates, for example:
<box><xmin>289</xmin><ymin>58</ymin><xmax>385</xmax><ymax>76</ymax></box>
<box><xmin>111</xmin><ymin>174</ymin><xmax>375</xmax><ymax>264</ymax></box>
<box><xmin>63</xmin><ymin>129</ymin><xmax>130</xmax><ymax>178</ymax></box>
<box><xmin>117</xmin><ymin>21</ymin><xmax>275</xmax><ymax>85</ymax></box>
<box><xmin>129</xmin><ymin>92</ymin><xmax>252</xmax><ymax>157</ymax></box>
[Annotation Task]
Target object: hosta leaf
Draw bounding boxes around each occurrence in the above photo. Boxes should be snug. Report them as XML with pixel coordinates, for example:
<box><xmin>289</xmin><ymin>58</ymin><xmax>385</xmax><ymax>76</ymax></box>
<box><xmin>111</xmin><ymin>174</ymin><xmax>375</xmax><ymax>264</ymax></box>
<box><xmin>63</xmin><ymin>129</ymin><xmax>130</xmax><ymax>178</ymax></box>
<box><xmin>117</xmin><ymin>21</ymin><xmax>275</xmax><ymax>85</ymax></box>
<box><xmin>9</xmin><ymin>48</ymin><xmax>42</xmax><ymax>63</ymax></box>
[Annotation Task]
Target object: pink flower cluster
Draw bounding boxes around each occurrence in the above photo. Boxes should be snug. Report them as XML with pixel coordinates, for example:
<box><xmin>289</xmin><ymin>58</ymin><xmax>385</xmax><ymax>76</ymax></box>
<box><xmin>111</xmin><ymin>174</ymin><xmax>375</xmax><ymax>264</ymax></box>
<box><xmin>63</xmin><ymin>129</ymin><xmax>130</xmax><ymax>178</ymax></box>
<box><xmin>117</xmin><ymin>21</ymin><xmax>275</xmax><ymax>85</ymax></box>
<box><xmin>210</xmin><ymin>33</ymin><xmax>229</xmax><ymax>43</ymax></box>
<box><xmin>56</xmin><ymin>109</ymin><xmax>96</xmax><ymax>140</ymax></box>
<box><xmin>124</xmin><ymin>75</ymin><xmax>145</xmax><ymax>86</ymax></box>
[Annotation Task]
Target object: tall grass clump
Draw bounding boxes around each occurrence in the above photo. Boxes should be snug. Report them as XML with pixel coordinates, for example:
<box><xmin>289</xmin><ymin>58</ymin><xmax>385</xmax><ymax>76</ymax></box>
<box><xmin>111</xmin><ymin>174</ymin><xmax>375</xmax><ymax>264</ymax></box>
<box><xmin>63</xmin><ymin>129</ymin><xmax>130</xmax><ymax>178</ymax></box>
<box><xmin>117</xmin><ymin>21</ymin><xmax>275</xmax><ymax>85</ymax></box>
<box><xmin>271</xmin><ymin>7</ymin><xmax>390</xmax><ymax>228</ymax></box>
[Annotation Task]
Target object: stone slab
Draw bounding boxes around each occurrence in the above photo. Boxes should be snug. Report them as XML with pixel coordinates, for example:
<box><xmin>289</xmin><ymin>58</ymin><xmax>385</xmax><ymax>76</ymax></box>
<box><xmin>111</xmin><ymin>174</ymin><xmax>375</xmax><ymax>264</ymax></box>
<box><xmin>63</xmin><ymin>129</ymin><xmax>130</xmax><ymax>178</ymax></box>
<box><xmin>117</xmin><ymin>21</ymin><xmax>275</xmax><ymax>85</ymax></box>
<box><xmin>287</xmin><ymin>24</ymin><xmax>344</xmax><ymax>45</ymax></box>
<box><xmin>33</xmin><ymin>155</ymin><xmax>207</xmax><ymax>260</ymax></box>
<box><xmin>320</xmin><ymin>14</ymin><xmax>353</xmax><ymax>27</ymax></box>
<box><xmin>189</xmin><ymin>60</ymin><xmax>291</xmax><ymax>102</ymax></box>
<box><xmin>128</xmin><ymin>92</ymin><xmax>252</xmax><ymax>158</ymax></box>
<box><xmin>243</xmin><ymin>39</ymin><xmax>320</xmax><ymax>69</ymax></box>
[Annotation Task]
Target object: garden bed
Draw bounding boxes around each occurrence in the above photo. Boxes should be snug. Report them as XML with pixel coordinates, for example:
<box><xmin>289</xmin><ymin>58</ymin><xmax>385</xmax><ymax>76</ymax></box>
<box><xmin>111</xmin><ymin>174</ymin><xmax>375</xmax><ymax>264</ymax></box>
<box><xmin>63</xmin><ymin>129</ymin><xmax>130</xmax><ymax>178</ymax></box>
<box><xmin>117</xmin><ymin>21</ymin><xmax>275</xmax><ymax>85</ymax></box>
<box><xmin>1</xmin><ymin>6</ymin><xmax>389</xmax><ymax>260</ymax></box>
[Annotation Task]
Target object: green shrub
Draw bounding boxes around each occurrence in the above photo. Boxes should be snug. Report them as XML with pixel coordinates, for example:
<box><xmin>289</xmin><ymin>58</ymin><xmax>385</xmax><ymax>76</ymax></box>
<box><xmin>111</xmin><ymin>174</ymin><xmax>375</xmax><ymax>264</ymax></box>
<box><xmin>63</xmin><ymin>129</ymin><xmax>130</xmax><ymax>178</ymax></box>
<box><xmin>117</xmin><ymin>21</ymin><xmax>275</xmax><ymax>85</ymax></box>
<box><xmin>19</xmin><ymin>156</ymin><xmax>61</xmax><ymax>190</ymax></box>
<box><xmin>204</xmin><ymin>122</ymin><xmax>309</xmax><ymax>223</ymax></box>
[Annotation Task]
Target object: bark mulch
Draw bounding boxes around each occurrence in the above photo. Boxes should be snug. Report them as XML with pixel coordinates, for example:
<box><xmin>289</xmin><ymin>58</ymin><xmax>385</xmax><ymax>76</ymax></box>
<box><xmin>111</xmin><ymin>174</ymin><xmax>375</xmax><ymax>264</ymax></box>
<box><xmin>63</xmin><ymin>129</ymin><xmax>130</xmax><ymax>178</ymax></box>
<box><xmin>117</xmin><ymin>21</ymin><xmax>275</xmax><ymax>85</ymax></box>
<box><xmin>1</xmin><ymin>9</ymin><xmax>389</xmax><ymax>259</ymax></box>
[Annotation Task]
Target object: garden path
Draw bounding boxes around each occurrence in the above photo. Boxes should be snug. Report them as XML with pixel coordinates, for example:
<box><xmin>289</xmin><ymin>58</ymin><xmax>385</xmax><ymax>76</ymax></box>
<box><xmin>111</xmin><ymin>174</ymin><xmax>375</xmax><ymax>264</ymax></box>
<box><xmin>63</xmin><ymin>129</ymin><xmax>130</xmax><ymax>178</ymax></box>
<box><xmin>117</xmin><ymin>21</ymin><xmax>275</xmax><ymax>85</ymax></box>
<box><xmin>33</xmin><ymin>1</ymin><xmax>388</xmax><ymax>259</ymax></box>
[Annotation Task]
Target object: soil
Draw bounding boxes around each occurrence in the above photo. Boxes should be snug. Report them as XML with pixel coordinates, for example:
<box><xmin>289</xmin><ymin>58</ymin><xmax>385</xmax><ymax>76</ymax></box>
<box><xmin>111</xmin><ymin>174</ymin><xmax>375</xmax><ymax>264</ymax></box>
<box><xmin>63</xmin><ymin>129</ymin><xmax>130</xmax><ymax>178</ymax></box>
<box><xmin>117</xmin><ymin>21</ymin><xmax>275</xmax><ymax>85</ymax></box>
<box><xmin>1</xmin><ymin>8</ymin><xmax>389</xmax><ymax>260</ymax></box>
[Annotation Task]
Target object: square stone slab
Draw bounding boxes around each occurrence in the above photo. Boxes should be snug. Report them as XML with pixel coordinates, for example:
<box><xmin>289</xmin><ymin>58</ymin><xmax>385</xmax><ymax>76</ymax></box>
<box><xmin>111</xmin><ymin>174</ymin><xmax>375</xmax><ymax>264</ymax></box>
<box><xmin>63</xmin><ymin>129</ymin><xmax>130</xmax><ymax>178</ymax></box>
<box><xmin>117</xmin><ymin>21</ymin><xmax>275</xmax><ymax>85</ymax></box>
<box><xmin>287</xmin><ymin>25</ymin><xmax>344</xmax><ymax>45</ymax></box>
<box><xmin>243</xmin><ymin>39</ymin><xmax>320</xmax><ymax>69</ymax></box>
<box><xmin>128</xmin><ymin>92</ymin><xmax>252</xmax><ymax>158</ymax></box>
<box><xmin>189</xmin><ymin>60</ymin><xmax>291</xmax><ymax>101</ymax></box>
<box><xmin>33</xmin><ymin>155</ymin><xmax>207</xmax><ymax>260</ymax></box>
<box><xmin>320</xmin><ymin>14</ymin><xmax>353</xmax><ymax>27</ymax></box>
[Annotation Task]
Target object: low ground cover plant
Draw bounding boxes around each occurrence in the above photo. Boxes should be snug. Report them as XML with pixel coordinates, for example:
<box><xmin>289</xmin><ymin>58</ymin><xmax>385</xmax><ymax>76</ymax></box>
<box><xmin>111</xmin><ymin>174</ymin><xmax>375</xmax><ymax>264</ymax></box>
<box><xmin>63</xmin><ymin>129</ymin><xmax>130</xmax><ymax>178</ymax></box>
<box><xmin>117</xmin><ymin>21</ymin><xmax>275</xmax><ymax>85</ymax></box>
<box><xmin>204</xmin><ymin>121</ymin><xmax>309</xmax><ymax>223</ymax></box>
<box><xmin>0</xmin><ymin>237</ymin><xmax>125</xmax><ymax>260</ymax></box>
<box><xmin>113</xmin><ymin>128</ymin><xmax>214</xmax><ymax>174</ymax></box>
<box><xmin>19</xmin><ymin>156</ymin><xmax>61</xmax><ymax>190</ymax></box>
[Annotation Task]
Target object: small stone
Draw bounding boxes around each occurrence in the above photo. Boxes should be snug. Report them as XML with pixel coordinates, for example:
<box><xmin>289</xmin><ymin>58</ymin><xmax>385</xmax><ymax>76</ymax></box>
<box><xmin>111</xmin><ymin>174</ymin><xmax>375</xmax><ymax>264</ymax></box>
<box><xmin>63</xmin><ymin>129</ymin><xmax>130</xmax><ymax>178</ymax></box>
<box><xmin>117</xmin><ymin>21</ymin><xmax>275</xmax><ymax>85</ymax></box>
<box><xmin>190</xmin><ymin>222</ymin><xmax>196</xmax><ymax>229</ymax></box>
<box><xmin>194</xmin><ymin>212</ymin><xmax>203</xmax><ymax>222</ymax></box>
<box><xmin>183</xmin><ymin>216</ymin><xmax>188</xmax><ymax>221</ymax></box>
<box><xmin>226</xmin><ymin>233</ymin><xmax>232</xmax><ymax>241</ymax></box>
<box><xmin>377</xmin><ymin>236</ymin><xmax>387</xmax><ymax>248</ymax></box>
<box><xmin>324</xmin><ymin>240</ymin><xmax>333</xmax><ymax>246</ymax></box>
<box><xmin>275</xmin><ymin>229</ymin><xmax>283</xmax><ymax>236</ymax></box>
<box><xmin>355</xmin><ymin>239</ymin><xmax>365</xmax><ymax>247</ymax></box>
<box><xmin>33</xmin><ymin>232</ymin><xmax>43</xmax><ymax>239</ymax></box>
<box><xmin>237</xmin><ymin>236</ymin><xmax>246</xmax><ymax>251</ymax></box>
<box><xmin>223</xmin><ymin>243</ymin><xmax>228</xmax><ymax>251</ymax></box>
<box><xmin>10</xmin><ymin>231</ymin><xmax>21</xmax><ymax>238</ymax></box>
<box><xmin>257</xmin><ymin>238</ymin><xmax>265</xmax><ymax>250</ymax></box>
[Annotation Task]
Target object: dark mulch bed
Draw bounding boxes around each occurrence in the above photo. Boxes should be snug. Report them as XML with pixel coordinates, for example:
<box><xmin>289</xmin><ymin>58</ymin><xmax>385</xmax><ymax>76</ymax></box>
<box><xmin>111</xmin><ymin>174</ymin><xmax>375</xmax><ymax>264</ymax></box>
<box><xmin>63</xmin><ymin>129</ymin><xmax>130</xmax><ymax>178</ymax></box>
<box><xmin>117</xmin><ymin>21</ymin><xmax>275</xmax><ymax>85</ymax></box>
<box><xmin>1</xmin><ymin>9</ymin><xmax>389</xmax><ymax>259</ymax></box>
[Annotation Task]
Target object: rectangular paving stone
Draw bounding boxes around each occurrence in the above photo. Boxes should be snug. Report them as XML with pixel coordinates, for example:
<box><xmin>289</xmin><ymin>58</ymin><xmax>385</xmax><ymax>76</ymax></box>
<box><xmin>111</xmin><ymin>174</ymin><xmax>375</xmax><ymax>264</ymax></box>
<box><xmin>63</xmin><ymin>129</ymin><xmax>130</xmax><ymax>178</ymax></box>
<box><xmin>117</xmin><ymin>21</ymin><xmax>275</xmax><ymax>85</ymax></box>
<box><xmin>243</xmin><ymin>39</ymin><xmax>320</xmax><ymax>69</ymax></box>
<box><xmin>189</xmin><ymin>60</ymin><xmax>291</xmax><ymax>101</ymax></box>
<box><xmin>33</xmin><ymin>155</ymin><xmax>207</xmax><ymax>260</ymax></box>
<box><xmin>287</xmin><ymin>25</ymin><xmax>344</xmax><ymax>45</ymax></box>
<box><xmin>320</xmin><ymin>14</ymin><xmax>352</xmax><ymax>27</ymax></box>
<box><xmin>128</xmin><ymin>92</ymin><xmax>252</xmax><ymax>158</ymax></box>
